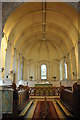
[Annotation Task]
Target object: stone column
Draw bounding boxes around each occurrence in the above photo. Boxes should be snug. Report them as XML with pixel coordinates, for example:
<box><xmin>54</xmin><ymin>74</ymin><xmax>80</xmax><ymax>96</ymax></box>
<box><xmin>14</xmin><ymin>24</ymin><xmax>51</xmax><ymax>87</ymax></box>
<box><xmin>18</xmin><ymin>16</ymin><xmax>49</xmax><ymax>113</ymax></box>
<box><xmin>36</xmin><ymin>63</ymin><xmax>38</xmax><ymax>81</ymax></box>
<box><xmin>0</xmin><ymin>2</ymin><xmax>2</xmax><ymax>119</ymax></box>
<box><xmin>77</xmin><ymin>42</ymin><xmax>80</xmax><ymax>80</ymax></box>
<box><xmin>77</xmin><ymin>3</ymin><xmax>80</xmax><ymax>79</ymax></box>
<box><xmin>34</xmin><ymin>63</ymin><xmax>36</xmax><ymax>80</ymax></box>
<box><xmin>4</xmin><ymin>44</ymin><xmax>12</xmax><ymax>79</ymax></box>
<box><xmin>16</xmin><ymin>53</ymin><xmax>19</xmax><ymax>81</ymax></box>
<box><xmin>0</xmin><ymin>49</ymin><xmax>2</xmax><ymax>79</ymax></box>
<box><xmin>18</xmin><ymin>53</ymin><xmax>21</xmax><ymax>81</ymax></box>
<box><xmin>20</xmin><ymin>59</ymin><xmax>23</xmax><ymax>80</ymax></box>
<box><xmin>0</xmin><ymin>37</ymin><xmax>7</xmax><ymax>80</ymax></box>
<box><xmin>23</xmin><ymin>58</ymin><xmax>27</xmax><ymax>80</ymax></box>
<box><xmin>38</xmin><ymin>63</ymin><xmax>41</xmax><ymax>81</ymax></box>
<box><xmin>21</xmin><ymin>57</ymin><xmax>24</xmax><ymax>80</ymax></box>
<box><xmin>75</xmin><ymin>44</ymin><xmax>78</xmax><ymax>79</ymax></box>
<box><xmin>27</xmin><ymin>62</ymin><xmax>29</xmax><ymax>80</ymax></box>
<box><xmin>35</xmin><ymin>62</ymin><xmax>37</xmax><ymax>80</ymax></box>
<box><xmin>74</xmin><ymin>42</ymin><xmax>80</xmax><ymax>80</ymax></box>
<box><xmin>48</xmin><ymin>63</ymin><xmax>50</xmax><ymax>81</ymax></box>
<box><xmin>71</xmin><ymin>48</ymin><xmax>77</xmax><ymax>80</ymax></box>
<box><xmin>67</xmin><ymin>53</ymin><xmax>72</xmax><ymax>80</ymax></box>
<box><xmin>12</xmin><ymin>48</ymin><xmax>17</xmax><ymax>83</ymax></box>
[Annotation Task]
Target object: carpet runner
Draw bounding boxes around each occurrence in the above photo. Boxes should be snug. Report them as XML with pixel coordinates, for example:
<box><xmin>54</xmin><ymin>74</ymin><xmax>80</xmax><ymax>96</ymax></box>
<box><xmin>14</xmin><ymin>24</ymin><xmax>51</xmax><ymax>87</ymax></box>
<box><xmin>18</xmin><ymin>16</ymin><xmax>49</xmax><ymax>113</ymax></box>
<box><xmin>32</xmin><ymin>101</ymin><xmax>60</xmax><ymax>120</ymax></box>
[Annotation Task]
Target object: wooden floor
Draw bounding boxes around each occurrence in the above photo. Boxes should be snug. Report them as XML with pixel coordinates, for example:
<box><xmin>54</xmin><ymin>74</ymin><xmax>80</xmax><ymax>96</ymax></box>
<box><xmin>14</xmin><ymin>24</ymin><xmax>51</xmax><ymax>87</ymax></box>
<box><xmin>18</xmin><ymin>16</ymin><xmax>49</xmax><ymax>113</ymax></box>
<box><xmin>24</xmin><ymin>97</ymin><xmax>66</xmax><ymax>120</ymax></box>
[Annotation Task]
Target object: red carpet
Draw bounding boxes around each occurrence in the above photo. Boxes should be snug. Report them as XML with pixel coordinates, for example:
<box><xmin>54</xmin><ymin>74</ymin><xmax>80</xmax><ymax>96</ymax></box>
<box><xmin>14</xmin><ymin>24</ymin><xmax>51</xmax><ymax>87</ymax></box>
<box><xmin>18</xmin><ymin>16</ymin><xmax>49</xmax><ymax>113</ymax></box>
<box><xmin>32</xmin><ymin>101</ymin><xmax>60</xmax><ymax>120</ymax></box>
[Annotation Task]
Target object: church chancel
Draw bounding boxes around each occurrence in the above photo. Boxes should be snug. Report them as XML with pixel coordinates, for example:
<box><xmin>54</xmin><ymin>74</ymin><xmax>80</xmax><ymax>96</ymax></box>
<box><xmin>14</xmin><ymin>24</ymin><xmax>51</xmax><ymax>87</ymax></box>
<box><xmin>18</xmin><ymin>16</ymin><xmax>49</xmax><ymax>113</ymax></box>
<box><xmin>0</xmin><ymin>1</ymin><xmax>80</xmax><ymax>120</ymax></box>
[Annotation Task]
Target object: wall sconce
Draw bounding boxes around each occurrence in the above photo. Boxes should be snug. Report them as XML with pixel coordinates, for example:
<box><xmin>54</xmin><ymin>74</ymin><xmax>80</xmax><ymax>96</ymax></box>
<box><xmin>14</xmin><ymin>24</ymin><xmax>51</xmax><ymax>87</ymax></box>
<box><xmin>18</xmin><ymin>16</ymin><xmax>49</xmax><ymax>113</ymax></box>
<box><xmin>52</xmin><ymin>76</ymin><xmax>56</xmax><ymax>81</ymax></box>
<box><xmin>72</xmin><ymin>72</ymin><xmax>77</xmax><ymax>76</ymax></box>
<box><xmin>10</xmin><ymin>70</ymin><xmax>14</xmax><ymax>74</ymax></box>
<box><xmin>1</xmin><ymin>67</ymin><xmax>4</xmax><ymax>72</ymax></box>
<box><xmin>7</xmin><ymin>70</ymin><xmax>14</xmax><ymax>76</ymax></box>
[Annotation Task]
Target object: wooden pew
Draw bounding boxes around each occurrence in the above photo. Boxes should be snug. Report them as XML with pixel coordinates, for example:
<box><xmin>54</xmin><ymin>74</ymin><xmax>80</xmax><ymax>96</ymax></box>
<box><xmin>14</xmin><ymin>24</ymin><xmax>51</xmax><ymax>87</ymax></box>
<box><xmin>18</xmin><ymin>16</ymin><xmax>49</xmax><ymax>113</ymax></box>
<box><xmin>60</xmin><ymin>84</ymin><xmax>80</xmax><ymax>118</ymax></box>
<box><xmin>18</xmin><ymin>100</ymin><xmax>34</xmax><ymax>118</ymax></box>
<box><xmin>18</xmin><ymin>88</ymin><xmax>29</xmax><ymax>112</ymax></box>
<box><xmin>60</xmin><ymin>88</ymin><xmax>74</xmax><ymax>113</ymax></box>
<box><xmin>56</xmin><ymin>99</ymin><xmax>73</xmax><ymax>118</ymax></box>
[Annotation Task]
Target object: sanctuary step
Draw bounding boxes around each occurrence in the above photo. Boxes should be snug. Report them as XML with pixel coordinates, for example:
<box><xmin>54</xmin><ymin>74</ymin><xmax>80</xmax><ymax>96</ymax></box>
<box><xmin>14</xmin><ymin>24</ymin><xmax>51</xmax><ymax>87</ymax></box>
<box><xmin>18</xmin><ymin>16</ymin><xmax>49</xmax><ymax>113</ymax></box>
<box><xmin>19</xmin><ymin>100</ymin><xmax>34</xmax><ymax>118</ymax></box>
<box><xmin>56</xmin><ymin>100</ymin><xmax>73</xmax><ymax>118</ymax></box>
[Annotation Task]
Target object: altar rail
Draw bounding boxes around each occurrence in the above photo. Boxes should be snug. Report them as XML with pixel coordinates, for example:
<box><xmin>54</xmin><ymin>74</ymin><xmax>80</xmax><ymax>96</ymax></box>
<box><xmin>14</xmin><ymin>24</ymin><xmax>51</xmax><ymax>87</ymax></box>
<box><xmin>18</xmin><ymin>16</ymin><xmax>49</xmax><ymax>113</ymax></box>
<box><xmin>29</xmin><ymin>87</ymin><xmax>72</xmax><ymax>96</ymax></box>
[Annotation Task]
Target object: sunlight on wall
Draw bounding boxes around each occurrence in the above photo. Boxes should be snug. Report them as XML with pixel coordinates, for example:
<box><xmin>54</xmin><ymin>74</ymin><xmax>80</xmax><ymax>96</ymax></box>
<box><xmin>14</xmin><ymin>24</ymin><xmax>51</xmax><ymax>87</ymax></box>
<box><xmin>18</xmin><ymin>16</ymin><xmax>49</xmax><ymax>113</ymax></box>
<box><xmin>1</xmin><ymin>37</ymin><xmax>7</xmax><ymax>68</ymax></box>
<box><xmin>10</xmin><ymin>47</ymin><xmax>14</xmax><ymax>71</ymax></box>
<box><xmin>75</xmin><ymin>44</ymin><xmax>78</xmax><ymax>79</ymax></box>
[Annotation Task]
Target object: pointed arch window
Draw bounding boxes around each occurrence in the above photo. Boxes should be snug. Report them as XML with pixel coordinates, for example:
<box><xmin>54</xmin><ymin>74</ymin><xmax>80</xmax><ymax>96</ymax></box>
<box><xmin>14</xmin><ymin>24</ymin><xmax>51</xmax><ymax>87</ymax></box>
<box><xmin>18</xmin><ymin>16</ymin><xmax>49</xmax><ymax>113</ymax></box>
<box><xmin>65</xmin><ymin>63</ymin><xmax>67</xmax><ymax>79</ymax></box>
<box><xmin>41</xmin><ymin>64</ymin><xmax>47</xmax><ymax>80</ymax></box>
<box><xmin>60</xmin><ymin>62</ymin><xmax>62</xmax><ymax>80</ymax></box>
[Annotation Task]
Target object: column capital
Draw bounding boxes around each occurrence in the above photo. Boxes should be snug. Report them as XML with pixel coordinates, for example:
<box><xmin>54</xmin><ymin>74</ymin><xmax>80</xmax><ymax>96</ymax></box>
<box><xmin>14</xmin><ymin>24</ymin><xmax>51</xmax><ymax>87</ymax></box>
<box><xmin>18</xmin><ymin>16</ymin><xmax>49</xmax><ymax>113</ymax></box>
<box><xmin>27</xmin><ymin>61</ymin><xmax>29</xmax><ymax>65</ymax></box>
<box><xmin>78</xmin><ymin>41</ymin><xmax>80</xmax><ymax>44</ymax></box>
<box><xmin>22</xmin><ymin>56</ymin><xmax>24</xmax><ymax>61</ymax></box>
<box><xmin>14</xmin><ymin>47</ymin><xmax>17</xmax><ymax>51</ymax></box>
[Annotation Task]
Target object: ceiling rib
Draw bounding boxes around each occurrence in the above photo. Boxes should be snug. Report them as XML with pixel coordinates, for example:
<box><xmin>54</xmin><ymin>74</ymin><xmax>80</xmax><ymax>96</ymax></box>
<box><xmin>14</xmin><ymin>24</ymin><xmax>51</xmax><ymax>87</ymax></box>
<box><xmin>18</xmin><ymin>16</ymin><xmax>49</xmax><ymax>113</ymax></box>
<box><xmin>42</xmin><ymin>2</ymin><xmax>46</xmax><ymax>41</ymax></box>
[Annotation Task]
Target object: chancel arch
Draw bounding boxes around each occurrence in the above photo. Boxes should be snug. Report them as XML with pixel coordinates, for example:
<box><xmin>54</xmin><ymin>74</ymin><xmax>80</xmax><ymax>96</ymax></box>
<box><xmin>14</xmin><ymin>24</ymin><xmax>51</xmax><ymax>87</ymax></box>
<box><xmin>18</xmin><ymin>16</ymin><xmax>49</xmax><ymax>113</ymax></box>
<box><xmin>0</xmin><ymin>2</ymin><xmax>80</xmax><ymax>83</ymax></box>
<box><xmin>0</xmin><ymin>2</ymin><xmax>80</xmax><ymax>119</ymax></box>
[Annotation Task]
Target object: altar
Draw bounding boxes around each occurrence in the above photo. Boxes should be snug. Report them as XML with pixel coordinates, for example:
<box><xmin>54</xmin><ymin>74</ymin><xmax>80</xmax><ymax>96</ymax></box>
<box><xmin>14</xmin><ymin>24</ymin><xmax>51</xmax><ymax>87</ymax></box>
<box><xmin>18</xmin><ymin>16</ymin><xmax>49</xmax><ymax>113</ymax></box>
<box><xmin>35</xmin><ymin>82</ymin><xmax>53</xmax><ymax>87</ymax></box>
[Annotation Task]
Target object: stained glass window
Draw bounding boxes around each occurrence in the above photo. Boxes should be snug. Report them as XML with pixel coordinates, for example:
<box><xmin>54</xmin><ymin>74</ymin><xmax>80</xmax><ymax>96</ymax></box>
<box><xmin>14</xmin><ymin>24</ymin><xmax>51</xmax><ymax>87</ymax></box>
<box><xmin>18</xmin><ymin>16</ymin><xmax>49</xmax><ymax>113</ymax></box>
<box><xmin>60</xmin><ymin>63</ymin><xmax>62</xmax><ymax>80</ymax></box>
<box><xmin>41</xmin><ymin>64</ymin><xmax>47</xmax><ymax>79</ymax></box>
<box><xmin>65</xmin><ymin>63</ymin><xmax>67</xmax><ymax>79</ymax></box>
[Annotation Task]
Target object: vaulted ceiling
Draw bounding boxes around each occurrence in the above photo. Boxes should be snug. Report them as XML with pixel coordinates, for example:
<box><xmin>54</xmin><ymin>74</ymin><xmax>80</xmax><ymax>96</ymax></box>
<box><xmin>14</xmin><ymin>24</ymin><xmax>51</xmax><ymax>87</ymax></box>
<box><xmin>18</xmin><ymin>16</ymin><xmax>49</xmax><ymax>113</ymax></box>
<box><xmin>3</xmin><ymin>2</ymin><xmax>80</xmax><ymax>62</ymax></box>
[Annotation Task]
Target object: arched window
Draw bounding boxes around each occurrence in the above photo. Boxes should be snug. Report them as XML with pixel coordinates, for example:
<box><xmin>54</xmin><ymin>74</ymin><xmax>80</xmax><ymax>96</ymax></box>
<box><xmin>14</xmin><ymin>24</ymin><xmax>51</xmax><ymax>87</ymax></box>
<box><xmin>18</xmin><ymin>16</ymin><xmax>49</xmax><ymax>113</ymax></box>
<box><xmin>21</xmin><ymin>63</ymin><xmax>23</xmax><ymax>80</ymax></box>
<box><xmin>41</xmin><ymin>64</ymin><xmax>47</xmax><ymax>80</ymax></box>
<box><xmin>65</xmin><ymin>63</ymin><xmax>67</xmax><ymax>79</ymax></box>
<box><xmin>60</xmin><ymin>63</ymin><xmax>62</xmax><ymax>80</ymax></box>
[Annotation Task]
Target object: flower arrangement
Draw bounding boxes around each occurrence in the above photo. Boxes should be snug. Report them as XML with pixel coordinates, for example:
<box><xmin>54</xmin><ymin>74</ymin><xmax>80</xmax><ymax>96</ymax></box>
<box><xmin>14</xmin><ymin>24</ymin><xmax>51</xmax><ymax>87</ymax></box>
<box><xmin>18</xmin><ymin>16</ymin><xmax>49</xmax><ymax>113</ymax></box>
<box><xmin>10</xmin><ymin>70</ymin><xmax>14</xmax><ymax>74</ymax></box>
<box><xmin>30</xmin><ymin>76</ymin><xmax>33</xmax><ymax>80</ymax></box>
<box><xmin>52</xmin><ymin>76</ymin><xmax>56</xmax><ymax>81</ymax></box>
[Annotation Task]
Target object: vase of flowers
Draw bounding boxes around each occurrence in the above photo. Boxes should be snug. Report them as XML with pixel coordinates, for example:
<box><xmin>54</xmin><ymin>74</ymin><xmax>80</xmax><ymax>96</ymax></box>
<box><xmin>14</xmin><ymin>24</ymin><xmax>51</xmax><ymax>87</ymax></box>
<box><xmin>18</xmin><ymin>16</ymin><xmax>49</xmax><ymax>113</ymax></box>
<box><xmin>30</xmin><ymin>76</ymin><xmax>33</xmax><ymax>81</ymax></box>
<box><xmin>52</xmin><ymin>76</ymin><xmax>56</xmax><ymax>81</ymax></box>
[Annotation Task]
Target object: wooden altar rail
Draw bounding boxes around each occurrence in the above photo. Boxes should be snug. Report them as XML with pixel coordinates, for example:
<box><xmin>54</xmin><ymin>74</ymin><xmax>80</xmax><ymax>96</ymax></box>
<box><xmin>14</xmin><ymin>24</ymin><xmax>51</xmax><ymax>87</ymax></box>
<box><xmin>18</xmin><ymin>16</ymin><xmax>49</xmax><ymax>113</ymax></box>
<box><xmin>29</xmin><ymin>87</ymin><xmax>72</xmax><ymax>96</ymax></box>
